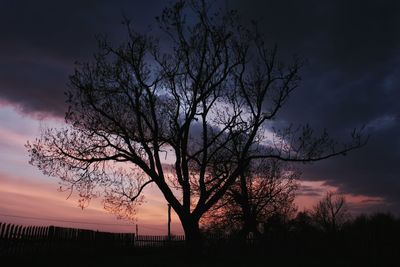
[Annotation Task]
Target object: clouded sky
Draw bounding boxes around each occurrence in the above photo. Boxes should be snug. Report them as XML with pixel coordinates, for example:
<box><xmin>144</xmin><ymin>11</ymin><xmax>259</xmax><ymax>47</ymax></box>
<box><xmin>234</xmin><ymin>0</ymin><xmax>400</xmax><ymax>213</ymax></box>
<box><xmin>0</xmin><ymin>0</ymin><xmax>399</xmax><ymax>231</ymax></box>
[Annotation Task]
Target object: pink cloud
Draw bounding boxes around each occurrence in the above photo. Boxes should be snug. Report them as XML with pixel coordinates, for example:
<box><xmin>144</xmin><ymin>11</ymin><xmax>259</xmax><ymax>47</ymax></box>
<box><xmin>295</xmin><ymin>180</ymin><xmax>385</xmax><ymax>213</ymax></box>
<box><xmin>0</xmin><ymin>172</ymin><xmax>183</xmax><ymax>234</ymax></box>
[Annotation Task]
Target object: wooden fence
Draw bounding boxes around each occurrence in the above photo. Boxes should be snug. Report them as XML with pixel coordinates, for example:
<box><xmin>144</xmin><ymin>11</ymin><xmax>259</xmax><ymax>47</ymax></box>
<box><xmin>135</xmin><ymin>235</ymin><xmax>185</xmax><ymax>248</ymax></box>
<box><xmin>0</xmin><ymin>223</ymin><xmax>135</xmax><ymax>256</ymax></box>
<box><xmin>0</xmin><ymin>221</ymin><xmax>266</xmax><ymax>258</ymax></box>
<box><xmin>0</xmin><ymin>222</ymin><xmax>189</xmax><ymax>257</ymax></box>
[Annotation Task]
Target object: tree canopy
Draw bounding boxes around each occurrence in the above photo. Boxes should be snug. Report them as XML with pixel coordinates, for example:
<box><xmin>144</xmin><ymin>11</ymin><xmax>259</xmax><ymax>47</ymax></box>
<box><xmin>202</xmin><ymin>159</ymin><xmax>299</xmax><ymax>237</ymax></box>
<box><xmin>27</xmin><ymin>0</ymin><xmax>365</xmax><ymax>249</ymax></box>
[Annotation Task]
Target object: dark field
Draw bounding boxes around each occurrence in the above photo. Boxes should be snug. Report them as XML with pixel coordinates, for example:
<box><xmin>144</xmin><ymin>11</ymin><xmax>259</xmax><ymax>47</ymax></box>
<box><xmin>2</xmin><ymin>245</ymin><xmax>399</xmax><ymax>267</ymax></box>
<box><xmin>2</xmin><ymin>234</ymin><xmax>399</xmax><ymax>267</ymax></box>
<box><xmin>2</xmin><ymin>215</ymin><xmax>400</xmax><ymax>267</ymax></box>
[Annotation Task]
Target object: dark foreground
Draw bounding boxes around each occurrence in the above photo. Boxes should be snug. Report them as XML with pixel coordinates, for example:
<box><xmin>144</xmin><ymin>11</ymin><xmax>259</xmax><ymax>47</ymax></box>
<box><xmin>2</xmin><ymin>240</ymin><xmax>399</xmax><ymax>267</ymax></box>
<box><xmin>2</xmin><ymin>214</ymin><xmax>400</xmax><ymax>267</ymax></box>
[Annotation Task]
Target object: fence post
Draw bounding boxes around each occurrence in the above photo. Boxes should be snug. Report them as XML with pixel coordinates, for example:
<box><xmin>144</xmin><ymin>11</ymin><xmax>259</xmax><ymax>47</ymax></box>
<box><xmin>0</xmin><ymin>223</ymin><xmax>4</xmax><ymax>238</ymax></box>
<box><xmin>15</xmin><ymin>225</ymin><xmax>23</xmax><ymax>256</ymax></box>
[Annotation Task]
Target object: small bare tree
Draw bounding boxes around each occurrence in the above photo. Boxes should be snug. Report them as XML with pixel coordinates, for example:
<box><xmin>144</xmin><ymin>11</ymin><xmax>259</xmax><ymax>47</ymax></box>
<box><xmin>203</xmin><ymin>159</ymin><xmax>298</xmax><ymax>237</ymax></box>
<box><xmin>312</xmin><ymin>191</ymin><xmax>349</xmax><ymax>232</ymax></box>
<box><xmin>26</xmin><ymin>0</ymin><xmax>364</xmax><ymax>251</ymax></box>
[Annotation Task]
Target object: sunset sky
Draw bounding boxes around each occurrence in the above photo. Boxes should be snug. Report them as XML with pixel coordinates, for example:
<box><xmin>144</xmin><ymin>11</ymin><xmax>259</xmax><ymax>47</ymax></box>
<box><xmin>0</xmin><ymin>0</ymin><xmax>399</xmax><ymax>234</ymax></box>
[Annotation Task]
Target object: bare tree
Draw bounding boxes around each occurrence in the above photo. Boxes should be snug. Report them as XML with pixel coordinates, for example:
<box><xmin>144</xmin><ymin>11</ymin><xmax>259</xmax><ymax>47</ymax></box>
<box><xmin>26</xmin><ymin>0</ymin><xmax>364</xmax><ymax>250</ymax></box>
<box><xmin>312</xmin><ymin>191</ymin><xmax>349</xmax><ymax>233</ymax></box>
<box><xmin>202</xmin><ymin>159</ymin><xmax>298</xmax><ymax>237</ymax></box>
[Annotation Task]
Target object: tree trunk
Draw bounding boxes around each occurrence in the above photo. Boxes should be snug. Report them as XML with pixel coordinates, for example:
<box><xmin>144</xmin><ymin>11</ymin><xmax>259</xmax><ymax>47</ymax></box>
<box><xmin>181</xmin><ymin>215</ymin><xmax>202</xmax><ymax>255</ymax></box>
<box><xmin>237</xmin><ymin>206</ymin><xmax>261</xmax><ymax>249</ymax></box>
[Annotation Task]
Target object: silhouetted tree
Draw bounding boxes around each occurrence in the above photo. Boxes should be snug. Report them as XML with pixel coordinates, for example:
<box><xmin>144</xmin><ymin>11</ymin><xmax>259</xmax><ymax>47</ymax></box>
<box><xmin>312</xmin><ymin>191</ymin><xmax>349</xmax><ymax>233</ymax></box>
<box><xmin>345</xmin><ymin>212</ymin><xmax>400</xmax><ymax>242</ymax></box>
<box><xmin>26</xmin><ymin>0</ymin><xmax>365</xmax><ymax>250</ymax></box>
<box><xmin>291</xmin><ymin>210</ymin><xmax>316</xmax><ymax>233</ymax></box>
<box><xmin>203</xmin><ymin>159</ymin><xmax>298</xmax><ymax>237</ymax></box>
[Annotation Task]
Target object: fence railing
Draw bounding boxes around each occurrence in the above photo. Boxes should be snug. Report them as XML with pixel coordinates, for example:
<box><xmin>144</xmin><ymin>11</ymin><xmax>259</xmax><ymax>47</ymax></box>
<box><xmin>0</xmin><ymin>222</ymin><xmax>189</xmax><ymax>256</ymax></box>
<box><xmin>134</xmin><ymin>235</ymin><xmax>185</xmax><ymax>248</ymax></box>
<box><xmin>0</xmin><ymin>221</ymin><xmax>265</xmax><ymax>257</ymax></box>
<box><xmin>0</xmin><ymin>222</ymin><xmax>128</xmax><ymax>257</ymax></box>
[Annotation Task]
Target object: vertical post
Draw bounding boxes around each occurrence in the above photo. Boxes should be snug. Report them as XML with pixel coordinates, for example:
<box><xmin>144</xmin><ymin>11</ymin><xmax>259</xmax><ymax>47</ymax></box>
<box><xmin>136</xmin><ymin>224</ymin><xmax>138</xmax><ymax>237</ymax></box>
<box><xmin>167</xmin><ymin>203</ymin><xmax>171</xmax><ymax>241</ymax></box>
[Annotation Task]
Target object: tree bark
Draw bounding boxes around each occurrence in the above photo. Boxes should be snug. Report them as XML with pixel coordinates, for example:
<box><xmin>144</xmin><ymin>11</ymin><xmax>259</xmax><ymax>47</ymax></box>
<box><xmin>240</xmin><ymin>214</ymin><xmax>261</xmax><ymax>240</ymax></box>
<box><xmin>180</xmin><ymin>215</ymin><xmax>203</xmax><ymax>255</ymax></box>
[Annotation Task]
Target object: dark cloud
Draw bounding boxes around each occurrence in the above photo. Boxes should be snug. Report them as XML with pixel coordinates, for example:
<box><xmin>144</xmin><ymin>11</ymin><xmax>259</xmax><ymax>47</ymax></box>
<box><xmin>0</xmin><ymin>0</ymin><xmax>399</xmax><ymax>213</ymax></box>
<box><xmin>0</xmin><ymin>0</ymin><xmax>164</xmax><ymax>117</ymax></box>
<box><xmin>231</xmin><ymin>0</ymin><xmax>400</xmax><ymax>213</ymax></box>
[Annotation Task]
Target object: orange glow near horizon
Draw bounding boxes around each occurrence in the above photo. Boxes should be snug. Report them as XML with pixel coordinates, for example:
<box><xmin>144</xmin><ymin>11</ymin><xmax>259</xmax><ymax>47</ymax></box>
<box><xmin>0</xmin><ymin>171</ymin><xmax>385</xmax><ymax>234</ymax></box>
<box><xmin>0</xmin><ymin>105</ymin><xmax>183</xmax><ymax>235</ymax></box>
<box><xmin>0</xmin><ymin>105</ymin><xmax>387</xmax><ymax>236</ymax></box>
<box><xmin>0</xmin><ymin>172</ymin><xmax>183</xmax><ymax>235</ymax></box>
<box><xmin>295</xmin><ymin>180</ymin><xmax>385</xmax><ymax>214</ymax></box>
